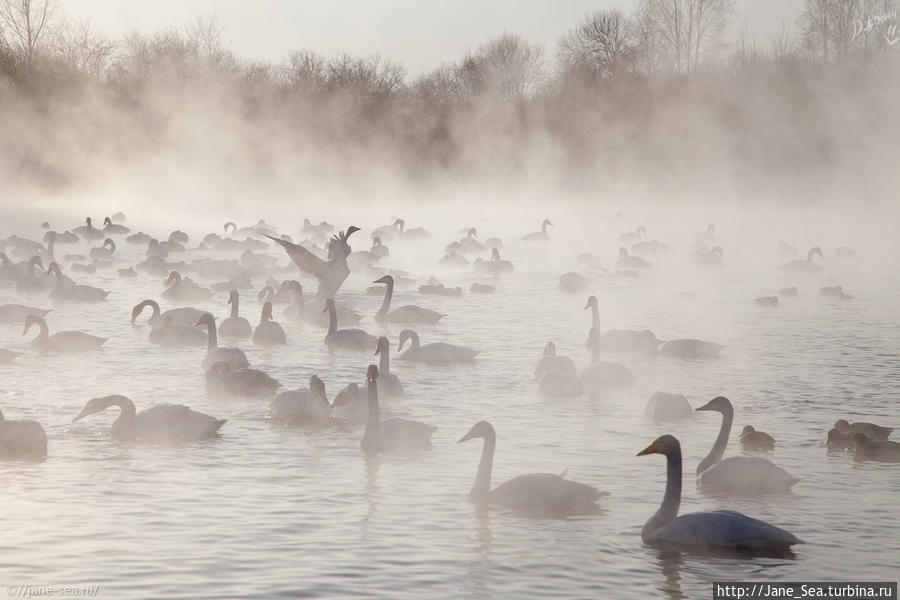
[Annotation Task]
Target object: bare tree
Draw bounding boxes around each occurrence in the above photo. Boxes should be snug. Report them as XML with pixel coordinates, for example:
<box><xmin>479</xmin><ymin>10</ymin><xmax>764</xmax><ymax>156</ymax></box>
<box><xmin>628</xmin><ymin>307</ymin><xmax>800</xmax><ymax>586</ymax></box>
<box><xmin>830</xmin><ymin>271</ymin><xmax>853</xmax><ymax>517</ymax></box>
<box><xmin>457</xmin><ymin>33</ymin><xmax>544</xmax><ymax>99</ymax></box>
<box><xmin>558</xmin><ymin>9</ymin><xmax>638</xmax><ymax>81</ymax></box>
<box><xmin>638</xmin><ymin>0</ymin><xmax>735</xmax><ymax>75</ymax></box>
<box><xmin>797</xmin><ymin>0</ymin><xmax>892</xmax><ymax>61</ymax></box>
<box><xmin>0</xmin><ymin>0</ymin><xmax>56</xmax><ymax>70</ymax></box>
<box><xmin>53</xmin><ymin>17</ymin><xmax>114</xmax><ymax>79</ymax></box>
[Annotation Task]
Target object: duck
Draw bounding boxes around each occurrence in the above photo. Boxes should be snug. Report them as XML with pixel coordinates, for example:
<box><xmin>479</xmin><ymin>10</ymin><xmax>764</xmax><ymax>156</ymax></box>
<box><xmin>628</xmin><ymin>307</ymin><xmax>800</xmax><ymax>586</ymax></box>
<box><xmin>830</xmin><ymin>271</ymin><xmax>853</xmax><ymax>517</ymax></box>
<box><xmin>148</xmin><ymin>315</ymin><xmax>208</xmax><ymax>347</ymax></box>
<box><xmin>396</xmin><ymin>219</ymin><xmax>430</xmax><ymax>240</ymax></box>
<box><xmin>361</xmin><ymin>365</ymin><xmax>435</xmax><ymax>454</ymax></box>
<box><xmin>852</xmin><ymin>433</ymin><xmax>900</xmax><ymax>462</ymax></box>
<box><xmin>833</xmin><ymin>419</ymin><xmax>893</xmax><ymax>440</ymax></box>
<box><xmin>397</xmin><ymin>329</ymin><xmax>479</xmax><ymax>363</ymax></box>
<box><xmin>826</xmin><ymin>428</ymin><xmax>860</xmax><ymax>451</ymax></box>
<box><xmin>740</xmin><ymin>426</ymin><xmax>776</xmax><ymax>451</ymax></box>
<box><xmin>522</xmin><ymin>219</ymin><xmax>552</xmax><ymax>242</ymax></box>
<box><xmin>206</xmin><ymin>361</ymin><xmax>280</xmax><ymax>398</ymax></box>
<box><xmin>581</xmin><ymin>329</ymin><xmax>633</xmax><ymax>387</ymax></box>
<box><xmin>270</xmin><ymin>374</ymin><xmax>337</xmax><ymax>426</ymax></box>
<box><xmin>218</xmin><ymin>290</ymin><xmax>252</xmax><ymax>340</ymax></box>
<box><xmin>0</xmin><ymin>303</ymin><xmax>50</xmax><ymax>324</ymax></box>
<box><xmin>74</xmin><ymin>395</ymin><xmax>226</xmax><ymax>443</ymax></box>
<box><xmin>266</xmin><ymin>226</ymin><xmax>360</xmax><ymax>300</ymax></box>
<box><xmin>645</xmin><ymin>392</ymin><xmax>692</xmax><ymax>421</ymax></box>
<box><xmin>374</xmin><ymin>337</ymin><xmax>403</xmax><ymax>397</ymax></box>
<box><xmin>695</xmin><ymin>396</ymin><xmax>798</xmax><ymax>494</ymax></box>
<box><xmin>374</xmin><ymin>275</ymin><xmax>444</xmax><ymax>325</ymax></box>
<box><xmin>460</xmin><ymin>420</ymin><xmax>605</xmax><ymax>516</ymax></box>
<box><xmin>473</xmin><ymin>248</ymin><xmax>514</xmax><ymax>275</ymax></box>
<box><xmin>194</xmin><ymin>313</ymin><xmax>249</xmax><ymax>370</ymax></box>
<box><xmin>637</xmin><ymin>435</ymin><xmax>802</xmax><ymax>550</ymax></box>
<box><xmin>657</xmin><ymin>338</ymin><xmax>725</xmax><ymax>359</ymax></box>
<box><xmin>615</xmin><ymin>247</ymin><xmax>651</xmax><ymax>270</ymax></box>
<box><xmin>253</xmin><ymin>301</ymin><xmax>287</xmax><ymax>346</ymax></box>
<box><xmin>0</xmin><ymin>409</ymin><xmax>48</xmax><ymax>459</ymax></box>
<box><xmin>24</xmin><ymin>315</ymin><xmax>106</xmax><ymax>352</ymax></box>
<box><xmin>820</xmin><ymin>285</ymin><xmax>853</xmax><ymax>300</ymax></box>
<box><xmin>162</xmin><ymin>271</ymin><xmax>212</xmax><ymax>303</ymax></box>
<box><xmin>102</xmin><ymin>217</ymin><xmax>129</xmax><ymax>235</ymax></box>
<box><xmin>131</xmin><ymin>299</ymin><xmax>208</xmax><ymax>329</ymax></box>
<box><xmin>324</xmin><ymin>298</ymin><xmax>377</xmax><ymax>351</ymax></box>
<box><xmin>534</xmin><ymin>342</ymin><xmax>576</xmax><ymax>380</ymax></box>
<box><xmin>777</xmin><ymin>247</ymin><xmax>823</xmax><ymax>272</ymax></box>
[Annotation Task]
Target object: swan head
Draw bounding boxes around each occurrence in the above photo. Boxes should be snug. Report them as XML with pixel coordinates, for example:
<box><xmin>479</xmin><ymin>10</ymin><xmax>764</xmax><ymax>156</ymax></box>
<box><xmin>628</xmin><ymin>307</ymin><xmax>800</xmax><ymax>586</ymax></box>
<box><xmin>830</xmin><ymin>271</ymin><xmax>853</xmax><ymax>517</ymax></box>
<box><xmin>372</xmin><ymin>236</ymin><xmax>382</xmax><ymax>247</ymax></box>
<box><xmin>228</xmin><ymin>290</ymin><xmax>238</xmax><ymax>304</ymax></box>
<box><xmin>490</xmin><ymin>248</ymin><xmax>500</xmax><ymax>260</ymax></box>
<box><xmin>193</xmin><ymin>313</ymin><xmax>215</xmax><ymax>328</ymax></box>
<box><xmin>366</xmin><ymin>364</ymin><xmax>378</xmax><ymax>383</ymax></box>
<box><xmin>459</xmin><ymin>420</ymin><xmax>495</xmax><ymax>444</ymax></box>
<box><xmin>696</xmin><ymin>396</ymin><xmax>732</xmax><ymax>414</ymax></box>
<box><xmin>261</xmin><ymin>302</ymin><xmax>274</xmax><ymax>322</ymax></box>
<box><xmin>618</xmin><ymin>247</ymin><xmax>628</xmax><ymax>258</ymax></box>
<box><xmin>637</xmin><ymin>225</ymin><xmax>646</xmax><ymax>237</ymax></box>
<box><xmin>85</xmin><ymin>217</ymin><xmax>92</xmax><ymax>226</ymax></box>
<box><xmin>542</xmin><ymin>219</ymin><xmax>553</xmax><ymax>227</ymax></box>
<box><xmin>584</xmin><ymin>295</ymin><xmax>598</xmax><ymax>310</ymax></box>
<box><xmin>22</xmin><ymin>315</ymin><xmax>43</xmax><ymax>336</ymax></box>
<box><xmin>711</xmin><ymin>246</ymin><xmax>723</xmax><ymax>257</ymax></box>
<box><xmin>543</xmin><ymin>342</ymin><xmax>556</xmax><ymax>356</ymax></box>
<box><xmin>74</xmin><ymin>395</ymin><xmax>128</xmax><ymax>421</ymax></box>
<box><xmin>834</xmin><ymin>419</ymin><xmax>850</xmax><ymax>431</ymax></box>
<box><xmin>104</xmin><ymin>217</ymin><xmax>112</xmax><ymax>226</ymax></box>
<box><xmin>258</xmin><ymin>286</ymin><xmax>275</xmax><ymax>303</ymax></box>
<box><xmin>29</xmin><ymin>255</ymin><xmax>44</xmax><ymax>271</ymax></box>
<box><xmin>397</xmin><ymin>329</ymin><xmax>416</xmax><ymax>352</ymax></box>
<box><xmin>809</xmin><ymin>246</ymin><xmax>824</xmax><ymax>260</ymax></box>
<box><xmin>375</xmin><ymin>337</ymin><xmax>390</xmax><ymax>355</ymax></box>
<box><xmin>164</xmin><ymin>271</ymin><xmax>180</xmax><ymax>286</ymax></box>
<box><xmin>374</xmin><ymin>275</ymin><xmax>393</xmax><ymax>285</ymax></box>
<box><xmin>346</xmin><ymin>226</ymin><xmax>361</xmax><ymax>237</ymax></box>
<box><xmin>637</xmin><ymin>434</ymin><xmax>679</xmax><ymax>457</ymax></box>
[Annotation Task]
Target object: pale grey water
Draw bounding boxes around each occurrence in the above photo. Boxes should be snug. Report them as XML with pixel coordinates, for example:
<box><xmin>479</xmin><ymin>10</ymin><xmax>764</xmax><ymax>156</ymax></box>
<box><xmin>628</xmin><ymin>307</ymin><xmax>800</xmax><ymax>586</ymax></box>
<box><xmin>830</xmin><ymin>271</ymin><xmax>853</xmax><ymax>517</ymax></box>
<box><xmin>1</xmin><ymin>207</ymin><xmax>898</xmax><ymax>599</ymax></box>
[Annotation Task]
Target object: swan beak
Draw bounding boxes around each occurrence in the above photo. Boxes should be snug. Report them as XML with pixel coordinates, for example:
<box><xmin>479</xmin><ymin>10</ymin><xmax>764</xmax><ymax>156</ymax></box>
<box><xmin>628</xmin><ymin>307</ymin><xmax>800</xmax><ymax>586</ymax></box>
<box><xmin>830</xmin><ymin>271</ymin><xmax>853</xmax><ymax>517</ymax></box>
<box><xmin>374</xmin><ymin>276</ymin><xmax>389</xmax><ymax>284</ymax></box>
<box><xmin>73</xmin><ymin>408</ymin><xmax>89</xmax><ymax>422</ymax></box>
<box><xmin>637</xmin><ymin>440</ymin><xmax>660</xmax><ymax>456</ymax></box>
<box><xmin>695</xmin><ymin>401</ymin><xmax>713</xmax><ymax>412</ymax></box>
<box><xmin>458</xmin><ymin>431</ymin><xmax>477</xmax><ymax>444</ymax></box>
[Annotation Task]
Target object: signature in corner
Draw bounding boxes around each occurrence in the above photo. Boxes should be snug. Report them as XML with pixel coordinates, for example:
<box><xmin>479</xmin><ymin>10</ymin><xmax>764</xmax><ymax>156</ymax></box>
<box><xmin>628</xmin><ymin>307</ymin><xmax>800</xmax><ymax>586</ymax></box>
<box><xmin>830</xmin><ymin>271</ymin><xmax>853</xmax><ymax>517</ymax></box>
<box><xmin>886</xmin><ymin>23</ymin><xmax>899</xmax><ymax>46</ymax></box>
<box><xmin>851</xmin><ymin>9</ymin><xmax>898</xmax><ymax>44</ymax></box>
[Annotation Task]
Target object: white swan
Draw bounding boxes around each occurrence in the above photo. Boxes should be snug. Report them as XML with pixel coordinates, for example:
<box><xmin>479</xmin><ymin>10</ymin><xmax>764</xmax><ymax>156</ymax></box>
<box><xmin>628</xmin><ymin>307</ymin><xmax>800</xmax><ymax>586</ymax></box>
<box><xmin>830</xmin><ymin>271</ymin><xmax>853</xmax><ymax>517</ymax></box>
<box><xmin>131</xmin><ymin>299</ymin><xmax>208</xmax><ymax>329</ymax></box>
<box><xmin>645</xmin><ymin>392</ymin><xmax>692</xmax><ymax>421</ymax></box>
<box><xmin>206</xmin><ymin>361</ymin><xmax>281</xmax><ymax>398</ymax></box>
<box><xmin>374</xmin><ymin>336</ymin><xmax>403</xmax><ymax>396</ymax></box>
<box><xmin>473</xmin><ymin>248</ymin><xmax>514</xmax><ymax>275</ymax></box>
<box><xmin>149</xmin><ymin>316</ymin><xmax>207</xmax><ymax>347</ymax></box>
<box><xmin>534</xmin><ymin>342</ymin><xmax>576</xmax><ymax>380</ymax></box>
<box><xmin>584</xmin><ymin>296</ymin><xmax>660</xmax><ymax>354</ymax></box>
<box><xmin>48</xmin><ymin>265</ymin><xmax>110</xmax><ymax>303</ymax></box>
<box><xmin>194</xmin><ymin>313</ymin><xmax>249</xmax><ymax>370</ymax></box>
<box><xmin>89</xmin><ymin>238</ymin><xmax>116</xmax><ymax>260</ymax></box>
<box><xmin>638</xmin><ymin>435</ymin><xmax>802</xmax><ymax>550</ymax></box>
<box><xmin>459</xmin><ymin>420</ymin><xmax>606</xmax><ymax>516</ymax></box>
<box><xmin>616</xmin><ymin>247</ymin><xmax>651</xmax><ymax>270</ymax></box>
<box><xmin>538</xmin><ymin>371</ymin><xmax>584</xmax><ymax>398</ymax></box>
<box><xmin>0</xmin><ymin>409</ymin><xmax>47</xmax><ymax>459</ymax></box>
<box><xmin>162</xmin><ymin>271</ymin><xmax>212</xmax><ymax>303</ymax></box>
<box><xmin>397</xmin><ymin>329</ymin><xmax>479</xmax><ymax>363</ymax></box>
<box><xmin>270</xmin><ymin>375</ymin><xmax>336</xmax><ymax>426</ymax></box>
<box><xmin>695</xmin><ymin>396</ymin><xmax>798</xmax><ymax>494</ymax></box>
<box><xmin>15</xmin><ymin>256</ymin><xmax>49</xmax><ymax>294</ymax></box>
<box><xmin>74</xmin><ymin>217</ymin><xmax>105</xmax><ymax>240</ymax></box>
<box><xmin>657</xmin><ymin>338</ymin><xmax>725</xmax><ymax>359</ymax></box>
<box><xmin>361</xmin><ymin>365</ymin><xmax>435</xmax><ymax>453</ymax></box>
<box><xmin>323</xmin><ymin>298</ymin><xmax>376</xmax><ymax>351</ymax></box>
<box><xmin>374</xmin><ymin>275</ymin><xmax>444</xmax><ymax>325</ymax></box>
<box><xmin>523</xmin><ymin>219</ymin><xmax>552</xmax><ymax>242</ymax></box>
<box><xmin>777</xmin><ymin>247</ymin><xmax>823</xmax><ymax>272</ymax></box>
<box><xmin>218</xmin><ymin>290</ymin><xmax>252</xmax><ymax>339</ymax></box>
<box><xmin>102</xmin><ymin>216</ymin><xmax>130</xmax><ymax>234</ymax></box>
<box><xmin>0</xmin><ymin>303</ymin><xmax>50</xmax><ymax>324</ymax></box>
<box><xmin>581</xmin><ymin>329</ymin><xmax>633</xmax><ymax>387</ymax></box>
<box><xmin>253</xmin><ymin>301</ymin><xmax>287</xmax><ymax>346</ymax></box>
<box><xmin>24</xmin><ymin>315</ymin><xmax>106</xmax><ymax>352</ymax></box>
<box><xmin>74</xmin><ymin>395</ymin><xmax>226</xmax><ymax>443</ymax></box>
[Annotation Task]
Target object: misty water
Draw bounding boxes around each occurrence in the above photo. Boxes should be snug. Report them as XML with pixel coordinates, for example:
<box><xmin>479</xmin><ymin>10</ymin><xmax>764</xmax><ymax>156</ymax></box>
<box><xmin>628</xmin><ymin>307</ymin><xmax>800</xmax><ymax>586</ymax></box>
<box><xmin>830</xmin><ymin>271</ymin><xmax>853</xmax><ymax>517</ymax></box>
<box><xmin>1</xmin><ymin>204</ymin><xmax>897</xmax><ymax>599</ymax></box>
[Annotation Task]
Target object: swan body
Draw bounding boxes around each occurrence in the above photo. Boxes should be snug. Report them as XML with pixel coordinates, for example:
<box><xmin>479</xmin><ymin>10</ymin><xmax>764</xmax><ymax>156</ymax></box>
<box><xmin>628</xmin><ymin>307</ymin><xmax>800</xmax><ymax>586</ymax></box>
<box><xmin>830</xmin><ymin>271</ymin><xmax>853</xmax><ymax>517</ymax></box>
<box><xmin>616</xmin><ymin>247</ymin><xmax>651</xmax><ymax>270</ymax></box>
<box><xmin>460</xmin><ymin>420</ymin><xmax>605</xmax><ymax>516</ymax></box>
<box><xmin>253</xmin><ymin>302</ymin><xmax>287</xmax><ymax>346</ymax></box>
<box><xmin>470</xmin><ymin>282</ymin><xmax>494</xmax><ymax>294</ymax></box>
<box><xmin>439</xmin><ymin>252</ymin><xmax>468</xmax><ymax>268</ymax></box>
<box><xmin>102</xmin><ymin>217</ymin><xmax>130</xmax><ymax>234</ymax></box>
<box><xmin>131</xmin><ymin>300</ymin><xmax>208</xmax><ymax>329</ymax></box>
<box><xmin>374</xmin><ymin>275</ymin><xmax>444</xmax><ymax>324</ymax></box>
<box><xmin>581</xmin><ymin>328</ymin><xmax>633</xmax><ymax>386</ymax></box>
<box><xmin>398</xmin><ymin>329</ymin><xmax>478</xmax><ymax>363</ymax></box>
<box><xmin>559</xmin><ymin>272</ymin><xmax>592</xmax><ymax>294</ymax></box>
<box><xmin>690</xmin><ymin>246</ymin><xmax>723</xmax><ymax>267</ymax></box>
<box><xmin>148</xmin><ymin>316</ymin><xmax>207</xmax><ymax>347</ymax></box>
<box><xmin>219</xmin><ymin>290</ymin><xmax>252</xmax><ymax>339</ymax></box>
<box><xmin>270</xmin><ymin>375</ymin><xmax>337</xmax><ymax>425</ymax></box>
<box><xmin>740</xmin><ymin>426</ymin><xmax>775</xmax><ymax>451</ymax></box>
<box><xmin>162</xmin><ymin>271</ymin><xmax>212</xmax><ymax>303</ymax></box>
<box><xmin>0</xmin><ymin>349</ymin><xmax>22</xmax><ymax>363</ymax></box>
<box><xmin>361</xmin><ymin>365</ymin><xmax>435</xmax><ymax>453</ymax></box>
<box><xmin>74</xmin><ymin>395</ymin><xmax>225</xmax><ymax>443</ymax></box>
<box><xmin>74</xmin><ymin>217</ymin><xmax>105</xmax><ymax>240</ymax></box>
<box><xmin>522</xmin><ymin>219</ymin><xmax>552</xmax><ymax>242</ymax></box>
<box><xmin>48</xmin><ymin>267</ymin><xmax>110</xmax><ymax>303</ymax></box>
<box><xmin>657</xmin><ymin>338</ymin><xmax>725</xmax><ymax>359</ymax></box>
<box><xmin>638</xmin><ymin>435</ymin><xmax>801</xmax><ymax>550</ymax></box>
<box><xmin>206</xmin><ymin>361</ymin><xmax>280</xmax><ymax>398</ymax></box>
<box><xmin>534</xmin><ymin>342</ymin><xmax>576</xmax><ymax>379</ymax></box>
<box><xmin>127</xmin><ymin>232</ymin><xmax>153</xmax><ymax>244</ymax></box>
<box><xmin>0</xmin><ymin>409</ymin><xmax>48</xmax><ymax>459</ymax></box>
<box><xmin>324</xmin><ymin>298</ymin><xmax>376</xmax><ymax>351</ymax></box>
<box><xmin>538</xmin><ymin>372</ymin><xmax>584</xmax><ymax>397</ymax></box>
<box><xmin>645</xmin><ymin>392</ymin><xmax>692</xmax><ymax>421</ymax></box>
<box><xmin>331</xmin><ymin>383</ymin><xmax>369</xmax><ymax>423</ymax></box>
<box><xmin>15</xmin><ymin>256</ymin><xmax>49</xmax><ymax>294</ymax></box>
<box><xmin>619</xmin><ymin>226</ymin><xmax>646</xmax><ymax>242</ymax></box>
<box><xmin>755</xmin><ymin>296</ymin><xmax>779</xmax><ymax>307</ymax></box>
<box><xmin>695</xmin><ymin>397</ymin><xmax>798</xmax><ymax>494</ymax></box>
<box><xmin>89</xmin><ymin>238</ymin><xmax>116</xmax><ymax>260</ymax></box>
<box><xmin>777</xmin><ymin>247</ymin><xmax>823</xmax><ymax>272</ymax></box>
<box><xmin>473</xmin><ymin>248</ymin><xmax>513</xmax><ymax>275</ymax></box>
<box><xmin>194</xmin><ymin>313</ymin><xmax>249</xmax><ymax>370</ymax></box>
<box><xmin>584</xmin><ymin>296</ymin><xmax>660</xmax><ymax>354</ymax></box>
<box><xmin>24</xmin><ymin>315</ymin><xmax>106</xmax><ymax>352</ymax></box>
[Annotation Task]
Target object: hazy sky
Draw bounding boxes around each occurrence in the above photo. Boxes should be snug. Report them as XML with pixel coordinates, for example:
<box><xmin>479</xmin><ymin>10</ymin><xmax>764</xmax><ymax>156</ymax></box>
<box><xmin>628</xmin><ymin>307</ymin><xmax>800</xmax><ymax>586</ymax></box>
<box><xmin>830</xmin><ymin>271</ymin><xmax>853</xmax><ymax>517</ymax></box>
<box><xmin>66</xmin><ymin>0</ymin><xmax>802</xmax><ymax>75</ymax></box>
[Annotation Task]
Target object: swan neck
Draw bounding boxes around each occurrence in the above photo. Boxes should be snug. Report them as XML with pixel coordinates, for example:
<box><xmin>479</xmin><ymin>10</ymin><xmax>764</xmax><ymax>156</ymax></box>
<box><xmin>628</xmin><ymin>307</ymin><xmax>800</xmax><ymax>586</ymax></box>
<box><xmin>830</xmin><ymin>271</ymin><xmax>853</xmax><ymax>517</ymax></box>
<box><xmin>699</xmin><ymin>406</ymin><xmax>733</xmax><ymax>473</ymax></box>
<box><xmin>205</xmin><ymin>318</ymin><xmax>218</xmax><ymax>350</ymax></box>
<box><xmin>230</xmin><ymin>294</ymin><xmax>239</xmax><ymax>318</ymax></box>
<box><xmin>591</xmin><ymin>335</ymin><xmax>600</xmax><ymax>364</ymax></box>
<box><xmin>379</xmin><ymin>346</ymin><xmax>390</xmax><ymax>376</ymax></box>
<box><xmin>326</xmin><ymin>303</ymin><xmax>337</xmax><ymax>337</ymax></box>
<box><xmin>377</xmin><ymin>280</ymin><xmax>393</xmax><ymax>317</ymax></box>
<box><xmin>109</xmin><ymin>397</ymin><xmax>137</xmax><ymax>437</ymax></box>
<box><xmin>591</xmin><ymin>304</ymin><xmax>600</xmax><ymax>329</ymax></box>
<box><xmin>472</xmin><ymin>434</ymin><xmax>495</xmax><ymax>503</ymax></box>
<box><xmin>362</xmin><ymin>380</ymin><xmax>380</xmax><ymax>452</ymax></box>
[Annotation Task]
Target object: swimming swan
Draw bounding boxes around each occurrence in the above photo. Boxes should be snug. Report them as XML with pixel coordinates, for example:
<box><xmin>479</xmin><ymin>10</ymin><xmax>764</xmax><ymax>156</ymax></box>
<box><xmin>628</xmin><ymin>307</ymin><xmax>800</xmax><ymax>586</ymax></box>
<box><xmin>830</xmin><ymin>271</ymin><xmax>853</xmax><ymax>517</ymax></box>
<box><xmin>194</xmin><ymin>313</ymin><xmax>249</xmax><ymax>370</ymax></box>
<box><xmin>657</xmin><ymin>338</ymin><xmax>725</xmax><ymax>359</ymax></box>
<box><xmin>581</xmin><ymin>329</ymin><xmax>633</xmax><ymax>387</ymax></box>
<box><xmin>23</xmin><ymin>315</ymin><xmax>106</xmax><ymax>352</ymax></box>
<box><xmin>361</xmin><ymin>365</ymin><xmax>435</xmax><ymax>454</ymax></box>
<box><xmin>270</xmin><ymin>374</ymin><xmax>339</xmax><ymax>426</ymax></box>
<box><xmin>534</xmin><ymin>342</ymin><xmax>576</xmax><ymax>380</ymax></box>
<box><xmin>206</xmin><ymin>361</ymin><xmax>281</xmax><ymax>398</ymax></box>
<box><xmin>266</xmin><ymin>226</ymin><xmax>360</xmax><ymax>300</ymax></box>
<box><xmin>397</xmin><ymin>329</ymin><xmax>479</xmax><ymax>363</ymax></box>
<box><xmin>637</xmin><ymin>435</ymin><xmax>802</xmax><ymax>550</ymax></box>
<box><xmin>374</xmin><ymin>275</ymin><xmax>444</xmax><ymax>325</ymax></box>
<box><xmin>695</xmin><ymin>396</ymin><xmax>798</xmax><ymax>494</ymax></box>
<box><xmin>324</xmin><ymin>298</ymin><xmax>377</xmax><ymax>351</ymax></box>
<box><xmin>131</xmin><ymin>299</ymin><xmax>208</xmax><ymax>329</ymax></box>
<box><xmin>375</xmin><ymin>336</ymin><xmax>403</xmax><ymax>397</ymax></box>
<box><xmin>0</xmin><ymin>409</ymin><xmax>47</xmax><ymax>459</ymax></box>
<box><xmin>459</xmin><ymin>420</ymin><xmax>606</xmax><ymax>516</ymax></box>
<box><xmin>253</xmin><ymin>301</ymin><xmax>287</xmax><ymax>346</ymax></box>
<box><xmin>523</xmin><ymin>219</ymin><xmax>552</xmax><ymax>242</ymax></box>
<box><xmin>74</xmin><ymin>395</ymin><xmax>226</xmax><ymax>443</ymax></box>
<box><xmin>218</xmin><ymin>290</ymin><xmax>252</xmax><ymax>339</ymax></box>
<box><xmin>584</xmin><ymin>296</ymin><xmax>660</xmax><ymax>354</ymax></box>
<box><xmin>777</xmin><ymin>247</ymin><xmax>823</xmax><ymax>272</ymax></box>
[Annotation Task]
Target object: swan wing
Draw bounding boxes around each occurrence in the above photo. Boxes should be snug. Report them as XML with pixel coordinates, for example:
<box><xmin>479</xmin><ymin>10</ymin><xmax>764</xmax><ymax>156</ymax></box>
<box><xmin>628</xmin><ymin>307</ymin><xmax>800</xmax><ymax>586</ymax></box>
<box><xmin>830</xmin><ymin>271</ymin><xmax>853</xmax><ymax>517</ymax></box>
<box><xmin>133</xmin><ymin>405</ymin><xmax>225</xmax><ymax>443</ymax></box>
<box><xmin>265</xmin><ymin>235</ymin><xmax>328</xmax><ymax>278</ymax></box>
<box><xmin>698</xmin><ymin>457</ymin><xmax>798</xmax><ymax>493</ymax></box>
<box><xmin>490</xmin><ymin>473</ymin><xmax>605</xmax><ymax>516</ymax></box>
<box><xmin>650</xmin><ymin>510</ymin><xmax>801</xmax><ymax>548</ymax></box>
